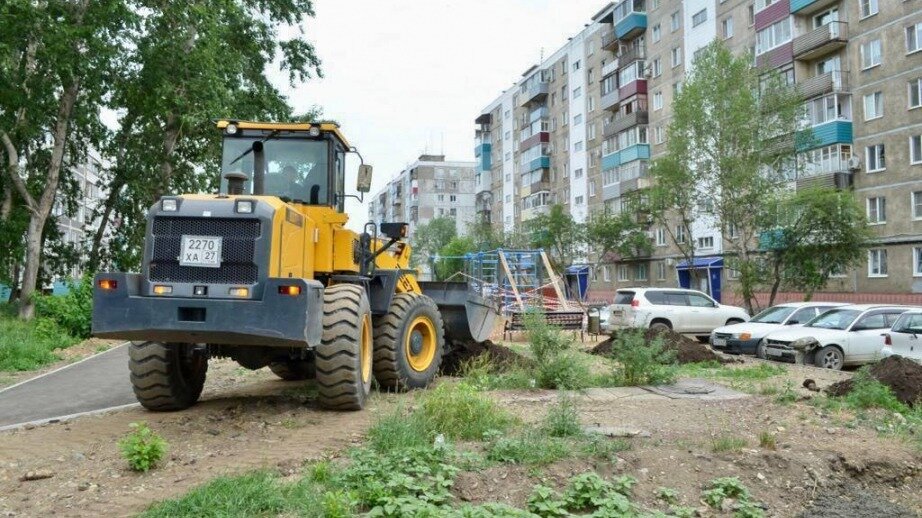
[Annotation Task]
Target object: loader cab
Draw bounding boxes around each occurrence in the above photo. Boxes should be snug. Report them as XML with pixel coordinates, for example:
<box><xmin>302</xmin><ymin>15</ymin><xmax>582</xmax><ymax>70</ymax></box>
<box><xmin>217</xmin><ymin>120</ymin><xmax>349</xmax><ymax>211</ymax></box>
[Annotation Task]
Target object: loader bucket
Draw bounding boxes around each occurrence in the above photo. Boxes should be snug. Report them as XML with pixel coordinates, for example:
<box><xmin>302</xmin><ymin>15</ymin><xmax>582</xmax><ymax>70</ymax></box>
<box><xmin>419</xmin><ymin>281</ymin><xmax>499</xmax><ymax>343</ymax></box>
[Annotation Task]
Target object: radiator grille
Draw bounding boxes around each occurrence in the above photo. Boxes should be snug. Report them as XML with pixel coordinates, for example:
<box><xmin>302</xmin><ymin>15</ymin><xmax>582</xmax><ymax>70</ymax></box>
<box><xmin>149</xmin><ymin>217</ymin><xmax>261</xmax><ymax>284</ymax></box>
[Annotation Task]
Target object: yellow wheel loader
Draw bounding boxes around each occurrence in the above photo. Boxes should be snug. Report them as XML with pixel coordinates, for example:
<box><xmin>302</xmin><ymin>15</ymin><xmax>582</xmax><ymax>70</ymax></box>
<box><xmin>92</xmin><ymin>121</ymin><xmax>497</xmax><ymax>411</ymax></box>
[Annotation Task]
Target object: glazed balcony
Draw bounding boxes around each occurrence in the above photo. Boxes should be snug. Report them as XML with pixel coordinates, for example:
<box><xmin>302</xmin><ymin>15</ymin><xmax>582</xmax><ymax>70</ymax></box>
<box><xmin>790</xmin><ymin>0</ymin><xmax>839</xmax><ymax>15</ymax></box>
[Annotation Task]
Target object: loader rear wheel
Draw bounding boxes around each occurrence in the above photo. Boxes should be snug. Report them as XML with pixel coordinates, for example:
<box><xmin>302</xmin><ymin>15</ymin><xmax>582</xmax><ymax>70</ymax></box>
<box><xmin>269</xmin><ymin>360</ymin><xmax>315</xmax><ymax>381</ymax></box>
<box><xmin>373</xmin><ymin>293</ymin><xmax>445</xmax><ymax>390</ymax></box>
<box><xmin>129</xmin><ymin>341</ymin><xmax>207</xmax><ymax>411</ymax></box>
<box><xmin>315</xmin><ymin>284</ymin><xmax>372</xmax><ymax>410</ymax></box>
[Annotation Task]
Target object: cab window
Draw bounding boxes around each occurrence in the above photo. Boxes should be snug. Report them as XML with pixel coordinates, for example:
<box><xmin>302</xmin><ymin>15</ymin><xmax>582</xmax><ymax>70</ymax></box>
<box><xmin>221</xmin><ymin>136</ymin><xmax>330</xmax><ymax>204</ymax></box>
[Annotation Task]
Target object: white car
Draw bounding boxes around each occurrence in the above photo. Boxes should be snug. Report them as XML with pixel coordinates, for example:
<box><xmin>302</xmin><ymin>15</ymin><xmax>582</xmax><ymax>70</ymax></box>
<box><xmin>761</xmin><ymin>305</ymin><xmax>913</xmax><ymax>370</ymax></box>
<box><xmin>882</xmin><ymin>309</ymin><xmax>922</xmax><ymax>363</ymax></box>
<box><xmin>710</xmin><ymin>302</ymin><xmax>846</xmax><ymax>355</ymax></box>
<box><xmin>608</xmin><ymin>288</ymin><xmax>750</xmax><ymax>338</ymax></box>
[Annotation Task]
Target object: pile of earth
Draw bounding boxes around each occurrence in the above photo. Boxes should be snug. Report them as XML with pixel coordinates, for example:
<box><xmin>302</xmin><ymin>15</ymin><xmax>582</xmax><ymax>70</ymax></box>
<box><xmin>825</xmin><ymin>355</ymin><xmax>922</xmax><ymax>407</ymax></box>
<box><xmin>590</xmin><ymin>327</ymin><xmax>727</xmax><ymax>364</ymax></box>
<box><xmin>440</xmin><ymin>340</ymin><xmax>537</xmax><ymax>376</ymax></box>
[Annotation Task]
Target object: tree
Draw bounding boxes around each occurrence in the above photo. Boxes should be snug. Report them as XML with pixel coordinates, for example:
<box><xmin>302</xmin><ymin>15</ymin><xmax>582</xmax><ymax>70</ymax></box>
<box><xmin>585</xmin><ymin>209</ymin><xmax>652</xmax><ymax>267</ymax></box>
<box><xmin>434</xmin><ymin>236</ymin><xmax>476</xmax><ymax>281</ymax></box>
<box><xmin>753</xmin><ymin>188</ymin><xmax>870</xmax><ymax>306</ymax></box>
<box><xmin>648</xmin><ymin>40</ymin><xmax>805</xmax><ymax>313</ymax></box>
<box><xmin>411</xmin><ymin>217</ymin><xmax>457</xmax><ymax>268</ymax></box>
<box><xmin>526</xmin><ymin>204</ymin><xmax>585</xmax><ymax>273</ymax></box>
<box><xmin>1</xmin><ymin>0</ymin><xmax>136</xmax><ymax>319</ymax></box>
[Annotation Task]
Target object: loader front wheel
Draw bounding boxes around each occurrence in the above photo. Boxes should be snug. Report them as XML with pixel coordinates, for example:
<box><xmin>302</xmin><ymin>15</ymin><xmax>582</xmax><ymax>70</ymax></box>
<box><xmin>129</xmin><ymin>341</ymin><xmax>207</xmax><ymax>411</ymax></box>
<box><xmin>373</xmin><ymin>293</ymin><xmax>445</xmax><ymax>390</ymax></box>
<box><xmin>315</xmin><ymin>284</ymin><xmax>373</xmax><ymax>410</ymax></box>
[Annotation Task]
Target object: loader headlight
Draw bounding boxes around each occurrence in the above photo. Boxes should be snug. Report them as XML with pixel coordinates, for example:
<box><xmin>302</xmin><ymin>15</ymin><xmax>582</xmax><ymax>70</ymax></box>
<box><xmin>225</xmin><ymin>123</ymin><xmax>238</xmax><ymax>135</ymax></box>
<box><xmin>161</xmin><ymin>198</ymin><xmax>179</xmax><ymax>212</ymax></box>
<box><xmin>235</xmin><ymin>200</ymin><xmax>254</xmax><ymax>214</ymax></box>
<box><xmin>309</xmin><ymin>126</ymin><xmax>321</xmax><ymax>137</ymax></box>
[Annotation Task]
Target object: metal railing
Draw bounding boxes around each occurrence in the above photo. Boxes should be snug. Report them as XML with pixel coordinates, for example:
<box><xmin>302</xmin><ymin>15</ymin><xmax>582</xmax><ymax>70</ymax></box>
<box><xmin>793</xmin><ymin>21</ymin><xmax>848</xmax><ymax>58</ymax></box>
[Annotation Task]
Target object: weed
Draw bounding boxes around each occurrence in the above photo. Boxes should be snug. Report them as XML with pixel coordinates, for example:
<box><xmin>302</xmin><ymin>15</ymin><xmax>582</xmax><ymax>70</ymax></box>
<box><xmin>119</xmin><ymin>422</ymin><xmax>167</xmax><ymax>472</ymax></box>
<box><xmin>711</xmin><ymin>435</ymin><xmax>747</xmax><ymax>453</ymax></box>
<box><xmin>758</xmin><ymin>431</ymin><xmax>776</xmax><ymax>450</ymax></box>
<box><xmin>670</xmin><ymin>505</ymin><xmax>697</xmax><ymax>517</ymax></box>
<box><xmin>320</xmin><ymin>490</ymin><xmax>355</xmax><ymax>517</ymax></box>
<box><xmin>0</xmin><ymin>313</ymin><xmax>77</xmax><ymax>372</ymax></box>
<box><xmin>526</xmin><ymin>485</ymin><xmax>569</xmax><ymax>517</ymax></box>
<box><xmin>486</xmin><ymin>430</ymin><xmax>571</xmax><ymax>466</ymax></box>
<box><xmin>542</xmin><ymin>396</ymin><xmax>582</xmax><ymax>438</ymax></box>
<box><xmin>579</xmin><ymin>435</ymin><xmax>632</xmax><ymax>459</ymax></box>
<box><xmin>33</xmin><ymin>275</ymin><xmax>94</xmax><ymax>339</ymax></box>
<box><xmin>524</xmin><ymin>313</ymin><xmax>593</xmax><ymax>390</ymax></box>
<box><xmin>141</xmin><ymin>471</ymin><xmax>288</xmax><ymax>517</ymax></box>
<box><xmin>416</xmin><ymin>382</ymin><xmax>514</xmax><ymax>441</ymax></box>
<box><xmin>307</xmin><ymin>460</ymin><xmax>334</xmax><ymax>483</ymax></box>
<box><xmin>366</xmin><ymin>405</ymin><xmax>431</xmax><ymax>451</ymax></box>
<box><xmin>679</xmin><ymin>362</ymin><xmax>786</xmax><ymax>381</ymax></box>
<box><xmin>843</xmin><ymin>370</ymin><xmax>906</xmax><ymax>413</ymax></box>
<box><xmin>611</xmin><ymin>474</ymin><xmax>638</xmax><ymax>496</ymax></box>
<box><xmin>758</xmin><ymin>385</ymin><xmax>779</xmax><ymax>396</ymax></box>
<box><xmin>609</xmin><ymin>328</ymin><xmax>677</xmax><ymax>386</ymax></box>
<box><xmin>565</xmin><ymin>472</ymin><xmax>614</xmax><ymax>510</ymax></box>
<box><xmin>774</xmin><ymin>381</ymin><xmax>797</xmax><ymax>405</ymax></box>
<box><xmin>656</xmin><ymin>487</ymin><xmax>679</xmax><ymax>505</ymax></box>
<box><xmin>703</xmin><ymin>476</ymin><xmax>753</xmax><ymax>510</ymax></box>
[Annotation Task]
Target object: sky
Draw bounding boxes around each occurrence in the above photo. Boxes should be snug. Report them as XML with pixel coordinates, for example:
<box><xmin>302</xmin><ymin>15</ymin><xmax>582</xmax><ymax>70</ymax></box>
<box><xmin>273</xmin><ymin>0</ymin><xmax>609</xmax><ymax>230</ymax></box>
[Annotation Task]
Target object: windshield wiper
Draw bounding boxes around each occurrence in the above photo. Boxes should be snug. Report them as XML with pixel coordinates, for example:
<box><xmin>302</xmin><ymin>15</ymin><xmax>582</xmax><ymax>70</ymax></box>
<box><xmin>228</xmin><ymin>130</ymin><xmax>281</xmax><ymax>166</ymax></box>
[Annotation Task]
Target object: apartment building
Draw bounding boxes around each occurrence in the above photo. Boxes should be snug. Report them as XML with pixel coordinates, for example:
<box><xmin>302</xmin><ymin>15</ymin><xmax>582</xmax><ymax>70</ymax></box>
<box><xmin>474</xmin><ymin>0</ymin><xmax>922</xmax><ymax>300</ymax></box>
<box><xmin>51</xmin><ymin>152</ymin><xmax>109</xmax><ymax>283</ymax></box>
<box><xmin>367</xmin><ymin>155</ymin><xmax>477</xmax><ymax>240</ymax></box>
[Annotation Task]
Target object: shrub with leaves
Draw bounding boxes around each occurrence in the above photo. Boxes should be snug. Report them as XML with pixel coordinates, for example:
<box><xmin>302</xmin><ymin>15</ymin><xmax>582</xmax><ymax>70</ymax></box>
<box><xmin>34</xmin><ymin>275</ymin><xmax>94</xmax><ymax>339</ymax></box>
<box><xmin>542</xmin><ymin>396</ymin><xmax>582</xmax><ymax>438</ymax></box>
<box><xmin>564</xmin><ymin>472</ymin><xmax>614</xmax><ymax>510</ymax></box>
<box><xmin>524</xmin><ymin>312</ymin><xmax>592</xmax><ymax>390</ymax></box>
<box><xmin>526</xmin><ymin>485</ymin><xmax>569</xmax><ymax>517</ymax></box>
<box><xmin>609</xmin><ymin>328</ymin><xmax>677</xmax><ymax>386</ymax></box>
<box><xmin>118</xmin><ymin>422</ymin><xmax>167</xmax><ymax>472</ymax></box>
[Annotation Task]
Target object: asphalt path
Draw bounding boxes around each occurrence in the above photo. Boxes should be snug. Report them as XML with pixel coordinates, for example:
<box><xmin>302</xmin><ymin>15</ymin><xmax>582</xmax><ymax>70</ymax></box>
<box><xmin>0</xmin><ymin>343</ymin><xmax>135</xmax><ymax>430</ymax></box>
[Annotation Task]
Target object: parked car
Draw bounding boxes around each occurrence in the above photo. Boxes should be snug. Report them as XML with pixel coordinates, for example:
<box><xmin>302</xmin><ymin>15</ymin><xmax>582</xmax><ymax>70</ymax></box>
<box><xmin>760</xmin><ymin>305</ymin><xmax>913</xmax><ymax>370</ymax></box>
<box><xmin>607</xmin><ymin>288</ymin><xmax>750</xmax><ymax>338</ymax></box>
<box><xmin>882</xmin><ymin>309</ymin><xmax>922</xmax><ymax>363</ymax></box>
<box><xmin>710</xmin><ymin>302</ymin><xmax>846</xmax><ymax>355</ymax></box>
<box><xmin>598</xmin><ymin>305</ymin><xmax>614</xmax><ymax>333</ymax></box>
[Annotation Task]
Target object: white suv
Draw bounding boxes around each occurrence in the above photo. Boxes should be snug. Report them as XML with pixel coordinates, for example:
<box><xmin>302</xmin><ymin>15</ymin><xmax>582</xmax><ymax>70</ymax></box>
<box><xmin>607</xmin><ymin>288</ymin><xmax>750</xmax><ymax>337</ymax></box>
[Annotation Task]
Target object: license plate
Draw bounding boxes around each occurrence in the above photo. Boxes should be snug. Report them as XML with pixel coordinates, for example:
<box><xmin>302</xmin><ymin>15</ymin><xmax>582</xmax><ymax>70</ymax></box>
<box><xmin>767</xmin><ymin>348</ymin><xmax>783</xmax><ymax>357</ymax></box>
<box><xmin>180</xmin><ymin>235</ymin><xmax>223</xmax><ymax>268</ymax></box>
<box><xmin>713</xmin><ymin>338</ymin><xmax>727</xmax><ymax>347</ymax></box>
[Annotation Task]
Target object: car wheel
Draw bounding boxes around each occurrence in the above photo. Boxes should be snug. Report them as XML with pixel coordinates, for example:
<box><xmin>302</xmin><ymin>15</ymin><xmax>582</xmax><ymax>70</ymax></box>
<box><xmin>814</xmin><ymin>345</ymin><xmax>844</xmax><ymax>370</ymax></box>
<box><xmin>756</xmin><ymin>340</ymin><xmax>767</xmax><ymax>360</ymax></box>
<box><xmin>650</xmin><ymin>321</ymin><xmax>671</xmax><ymax>333</ymax></box>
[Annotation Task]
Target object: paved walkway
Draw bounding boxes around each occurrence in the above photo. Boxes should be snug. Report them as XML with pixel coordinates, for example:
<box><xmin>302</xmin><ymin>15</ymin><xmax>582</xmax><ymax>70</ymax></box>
<box><xmin>0</xmin><ymin>344</ymin><xmax>135</xmax><ymax>430</ymax></box>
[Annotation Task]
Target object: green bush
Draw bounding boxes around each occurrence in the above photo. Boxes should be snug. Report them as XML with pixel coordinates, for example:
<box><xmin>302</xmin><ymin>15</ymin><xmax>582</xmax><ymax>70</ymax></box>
<box><xmin>0</xmin><ymin>313</ymin><xmax>77</xmax><ymax>372</ymax></box>
<box><xmin>844</xmin><ymin>369</ymin><xmax>907</xmax><ymax>413</ymax></box>
<box><xmin>119</xmin><ymin>422</ymin><xmax>168</xmax><ymax>472</ymax></box>
<box><xmin>609</xmin><ymin>328</ymin><xmax>677</xmax><ymax>386</ymax></box>
<box><xmin>542</xmin><ymin>397</ymin><xmax>582</xmax><ymax>438</ymax></box>
<box><xmin>34</xmin><ymin>275</ymin><xmax>94</xmax><ymax>339</ymax></box>
<box><xmin>524</xmin><ymin>313</ymin><xmax>592</xmax><ymax>390</ymax></box>
<box><xmin>416</xmin><ymin>381</ymin><xmax>514</xmax><ymax>441</ymax></box>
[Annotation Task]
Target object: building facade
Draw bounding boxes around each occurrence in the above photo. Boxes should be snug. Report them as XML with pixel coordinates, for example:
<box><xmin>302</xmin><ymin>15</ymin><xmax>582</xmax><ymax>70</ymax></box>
<box><xmin>367</xmin><ymin>155</ymin><xmax>477</xmax><ymax>240</ymax></box>
<box><xmin>52</xmin><ymin>152</ymin><xmax>109</xmax><ymax>283</ymax></box>
<box><xmin>474</xmin><ymin>0</ymin><xmax>922</xmax><ymax>300</ymax></box>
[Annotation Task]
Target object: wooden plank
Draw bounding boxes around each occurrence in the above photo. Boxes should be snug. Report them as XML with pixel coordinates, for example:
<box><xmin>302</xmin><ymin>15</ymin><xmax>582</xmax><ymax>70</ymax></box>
<box><xmin>540</xmin><ymin>251</ymin><xmax>570</xmax><ymax>310</ymax></box>
<box><xmin>497</xmin><ymin>250</ymin><xmax>524</xmax><ymax>310</ymax></box>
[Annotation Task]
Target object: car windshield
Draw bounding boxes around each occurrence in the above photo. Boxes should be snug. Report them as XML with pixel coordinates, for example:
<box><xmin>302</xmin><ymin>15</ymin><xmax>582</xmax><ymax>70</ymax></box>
<box><xmin>750</xmin><ymin>306</ymin><xmax>797</xmax><ymax>324</ymax></box>
<box><xmin>804</xmin><ymin>309</ymin><xmax>861</xmax><ymax>330</ymax></box>
<box><xmin>220</xmin><ymin>136</ymin><xmax>329</xmax><ymax>203</ymax></box>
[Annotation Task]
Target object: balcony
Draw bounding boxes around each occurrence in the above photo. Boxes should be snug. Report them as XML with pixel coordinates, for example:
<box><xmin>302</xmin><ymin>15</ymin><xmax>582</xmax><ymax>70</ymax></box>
<box><xmin>796</xmin><ymin>171</ymin><xmax>852</xmax><ymax>191</ymax></box>
<box><xmin>795</xmin><ymin>120</ymin><xmax>853</xmax><ymax>151</ymax></box>
<box><xmin>520</xmin><ymin>131</ymin><xmax>550</xmax><ymax>149</ymax></box>
<box><xmin>520</xmin><ymin>81</ymin><xmax>549</xmax><ymax>106</ymax></box>
<box><xmin>790</xmin><ymin>0</ymin><xmax>839</xmax><ymax>14</ymax></box>
<box><xmin>797</xmin><ymin>70</ymin><xmax>849</xmax><ymax>100</ymax></box>
<box><xmin>794</xmin><ymin>22</ymin><xmax>848</xmax><ymax>61</ymax></box>
<box><xmin>601</xmin><ymin>28</ymin><xmax>618</xmax><ymax>52</ymax></box>
<box><xmin>476</xmin><ymin>191</ymin><xmax>493</xmax><ymax>214</ymax></box>
<box><xmin>601</xmin><ymin>87</ymin><xmax>621</xmax><ymax>112</ymax></box>
<box><xmin>615</xmin><ymin>12</ymin><xmax>647</xmax><ymax>41</ymax></box>
<box><xmin>602</xmin><ymin>60</ymin><xmax>620</xmax><ymax>77</ymax></box>
<box><xmin>609</xmin><ymin>110</ymin><xmax>648</xmax><ymax>135</ymax></box>
<box><xmin>522</xmin><ymin>156</ymin><xmax>550</xmax><ymax>173</ymax></box>
<box><xmin>602</xmin><ymin>143</ymin><xmax>651</xmax><ymax>170</ymax></box>
<box><xmin>755</xmin><ymin>42</ymin><xmax>794</xmax><ymax>69</ymax></box>
<box><xmin>618</xmin><ymin>45</ymin><xmax>646</xmax><ymax>65</ymax></box>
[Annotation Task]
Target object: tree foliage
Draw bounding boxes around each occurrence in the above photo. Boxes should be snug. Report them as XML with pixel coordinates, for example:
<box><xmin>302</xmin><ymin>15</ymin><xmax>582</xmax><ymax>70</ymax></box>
<box><xmin>525</xmin><ymin>205</ymin><xmax>585</xmax><ymax>273</ymax></box>
<box><xmin>411</xmin><ymin>217</ymin><xmax>457</xmax><ymax>268</ymax></box>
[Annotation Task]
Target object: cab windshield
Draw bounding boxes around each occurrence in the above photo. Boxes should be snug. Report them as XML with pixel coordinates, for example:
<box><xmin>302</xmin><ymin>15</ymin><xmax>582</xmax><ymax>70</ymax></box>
<box><xmin>220</xmin><ymin>136</ymin><xmax>329</xmax><ymax>203</ymax></box>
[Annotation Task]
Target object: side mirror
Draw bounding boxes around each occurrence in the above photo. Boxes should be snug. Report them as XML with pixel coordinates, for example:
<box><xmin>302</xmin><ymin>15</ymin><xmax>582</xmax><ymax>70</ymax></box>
<box><xmin>357</xmin><ymin>164</ymin><xmax>373</xmax><ymax>193</ymax></box>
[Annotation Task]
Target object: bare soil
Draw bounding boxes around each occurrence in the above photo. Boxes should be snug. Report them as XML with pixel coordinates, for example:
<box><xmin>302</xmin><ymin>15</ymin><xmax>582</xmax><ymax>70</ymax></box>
<box><xmin>440</xmin><ymin>339</ymin><xmax>536</xmax><ymax>375</ymax></box>
<box><xmin>826</xmin><ymin>356</ymin><xmax>922</xmax><ymax>407</ymax></box>
<box><xmin>590</xmin><ymin>328</ymin><xmax>729</xmax><ymax>364</ymax></box>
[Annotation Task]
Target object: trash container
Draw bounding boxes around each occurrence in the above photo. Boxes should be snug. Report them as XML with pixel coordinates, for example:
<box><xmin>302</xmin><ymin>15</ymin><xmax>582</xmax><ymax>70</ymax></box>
<box><xmin>587</xmin><ymin>308</ymin><xmax>601</xmax><ymax>335</ymax></box>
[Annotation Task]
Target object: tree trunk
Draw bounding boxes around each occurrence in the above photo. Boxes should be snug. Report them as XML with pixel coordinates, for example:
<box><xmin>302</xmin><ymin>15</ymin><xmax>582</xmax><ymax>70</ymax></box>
<box><xmin>767</xmin><ymin>259</ymin><xmax>783</xmax><ymax>308</ymax></box>
<box><xmin>0</xmin><ymin>176</ymin><xmax>11</xmax><ymax>221</ymax></box>
<box><xmin>87</xmin><ymin>177</ymin><xmax>124</xmax><ymax>271</ymax></box>
<box><xmin>18</xmin><ymin>82</ymin><xmax>80</xmax><ymax>319</ymax></box>
<box><xmin>153</xmin><ymin>113</ymin><xmax>181</xmax><ymax>202</ymax></box>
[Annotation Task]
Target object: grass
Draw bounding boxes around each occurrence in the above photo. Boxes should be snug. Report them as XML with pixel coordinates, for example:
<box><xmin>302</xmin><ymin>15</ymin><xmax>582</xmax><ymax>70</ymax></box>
<box><xmin>710</xmin><ymin>435</ymin><xmax>748</xmax><ymax>453</ymax></box>
<box><xmin>677</xmin><ymin>362</ymin><xmax>787</xmax><ymax>381</ymax></box>
<box><xmin>758</xmin><ymin>431</ymin><xmax>777</xmax><ymax>450</ymax></box>
<box><xmin>0</xmin><ymin>304</ymin><xmax>79</xmax><ymax>372</ymax></box>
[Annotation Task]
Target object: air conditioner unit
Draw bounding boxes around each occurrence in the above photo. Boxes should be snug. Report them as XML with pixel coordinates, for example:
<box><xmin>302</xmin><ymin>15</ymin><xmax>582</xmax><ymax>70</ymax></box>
<box><xmin>847</xmin><ymin>156</ymin><xmax>861</xmax><ymax>170</ymax></box>
<box><xmin>666</xmin><ymin>258</ymin><xmax>675</xmax><ymax>266</ymax></box>
<box><xmin>643</xmin><ymin>65</ymin><xmax>653</xmax><ymax>78</ymax></box>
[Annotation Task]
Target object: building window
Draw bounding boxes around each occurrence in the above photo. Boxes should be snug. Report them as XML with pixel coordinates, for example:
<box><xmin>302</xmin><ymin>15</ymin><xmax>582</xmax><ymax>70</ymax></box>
<box><xmin>653</xmin><ymin>90</ymin><xmax>664</xmax><ymax>110</ymax></box>
<box><xmin>912</xmin><ymin>135</ymin><xmax>922</xmax><ymax>164</ymax></box>
<box><xmin>692</xmin><ymin>9</ymin><xmax>707</xmax><ymax>27</ymax></box>
<box><xmin>913</xmin><ymin>191</ymin><xmax>922</xmax><ymax>219</ymax></box>
<box><xmin>728</xmin><ymin>268</ymin><xmax>741</xmax><ymax>280</ymax></box>
<box><xmin>755</xmin><ymin>0</ymin><xmax>780</xmax><ymax>11</ymax></box>
<box><xmin>603</xmin><ymin>265</ymin><xmax>611</xmax><ymax>282</ymax></box>
<box><xmin>860</xmin><ymin>0</ymin><xmax>878</xmax><ymax>19</ymax></box>
<box><xmin>671</xmin><ymin>47</ymin><xmax>682</xmax><ymax>67</ymax></box>
<box><xmin>866</xmin><ymin>144</ymin><xmax>886</xmax><ymax>172</ymax></box>
<box><xmin>636</xmin><ymin>264</ymin><xmax>648</xmax><ymax>281</ymax></box>
<box><xmin>671</xmin><ymin>11</ymin><xmax>681</xmax><ymax>31</ymax></box>
<box><xmin>572</xmin><ymin>60</ymin><xmax>581</xmax><ymax>72</ymax></box>
<box><xmin>909</xmin><ymin>23</ymin><xmax>922</xmax><ymax>54</ymax></box>
<box><xmin>651</xmin><ymin>58</ymin><xmax>662</xmax><ymax>77</ymax></box>
<box><xmin>756</xmin><ymin>17</ymin><xmax>792</xmax><ymax>55</ymax></box>
<box><xmin>574</xmin><ymin>168</ymin><xmax>583</xmax><ymax>179</ymax></box>
<box><xmin>618</xmin><ymin>265</ymin><xmax>630</xmax><ymax>281</ymax></box>
<box><xmin>697</xmin><ymin>236</ymin><xmax>714</xmax><ymax>249</ymax></box>
<box><xmin>867</xmin><ymin>196</ymin><xmax>886</xmax><ymax>224</ymax></box>
<box><xmin>652</xmin><ymin>24</ymin><xmax>661</xmax><ymax>42</ymax></box>
<box><xmin>860</xmin><ymin>39</ymin><xmax>882</xmax><ymax>69</ymax></box>
<box><xmin>868</xmin><ymin>248</ymin><xmax>887</xmax><ymax>277</ymax></box>
<box><xmin>657</xmin><ymin>262</ymin><xmax>667</xmax><ymax>281</ymax></box>
<box><xmin>911</xmin><ymin>78</ymin><xmax>922</xmax><ymax>109</ymax></box>
<box><xmin>722</xmin><ymin>17</ymin><xmax>734</xmax><ymax>38</ymax></box>
<box><xmin>915</xmin><ymin>247</ymin><xmax>922</xmax><ymax>277</ymax></box>
<box><xmin>654</xmin><ymin>126</ymin><xmax>665</xmax><ymax>144</ymax></box>
<box><xmin>675</xmin><ymin>225</ymin><xmax>687</xmax><ymax>244</ymax></box>
<box><xmin>655</xmin><ymin>227</ymin><xmax>667</xmax><ymax>246</ymax></box>
<box><xmin>574</xmin><ymin>141</ymin><xmax>583</xmax><ymax>152</ymax></box>
<box><xmin>863</xmin><ymin>91</ymin><xmax>883</xmax><ymax>121</ymax></box>
<box><xmin>589</xmin><ymin>181</ymin><xmax>596</xmax><ymax>197</ymax></box>
<box><xmin>573</xmin><ymin>86</ymin><xmax>582</xmax><ymax>99</ymax></box>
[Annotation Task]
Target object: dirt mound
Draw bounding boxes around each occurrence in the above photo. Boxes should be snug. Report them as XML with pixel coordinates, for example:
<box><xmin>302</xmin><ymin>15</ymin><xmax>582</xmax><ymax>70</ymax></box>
<box><xmin>798</xmin><ymin>489</ymin><xmax>919</xmax><ymax>518</ymax></box>
<box><xmin>590</xmin><ymin>328</ymin><xmax>726</xmax><ymax>364</ymax></box>
<box><xmin>440</xmin><ymin>340</ymin><xmax>536</xmax><ymax>376</ymax></box>
<box><xmin>825</xmin><ymin>356</ymin><xmax>922</xmax><ymax>407</ymax></box>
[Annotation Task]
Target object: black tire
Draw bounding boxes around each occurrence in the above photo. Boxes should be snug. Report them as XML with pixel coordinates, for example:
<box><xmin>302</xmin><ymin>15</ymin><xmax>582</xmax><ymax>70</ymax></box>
<box><xmin>372</xmin><ymin>293</ymin><xmax>445</xmax><ymax>390</ymax></box>
<box><xmin>649</xmin><ymin>320</ymin><xmax>672</xmax><ymax>333</ymax></box>
<box><xmin>315</xmin><ymin>284</ymin><xmax>373</xmax><ymax>410</ymax></box>
<box><xmin>129</xmin><ymin>341</ymin><xmax>207</xmax><ymax>411</ymax></box>
<box><xmin>756</xmin><ymin>340</ymin><xmax>768</xmax><ymax>360</ymax></box>
<box><xmin>269</xmin><ymin>360</ymin><xmax>315</xmax><ymax>381</ymax></box>
<box><xmin>814</xmin><ymin>345</ymin><xmax>844</xmax><ymax>370</ymax></box>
